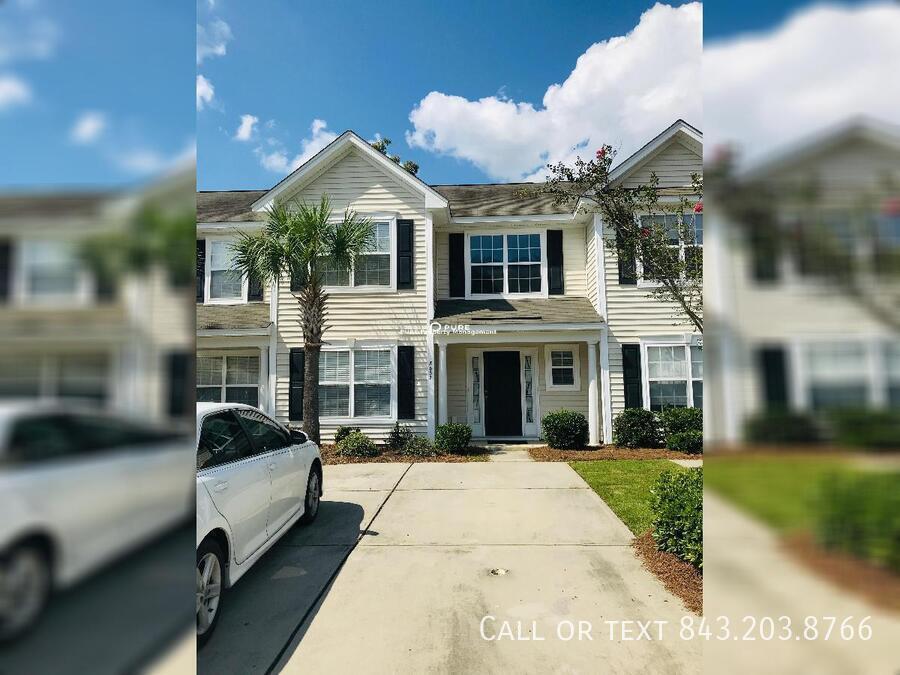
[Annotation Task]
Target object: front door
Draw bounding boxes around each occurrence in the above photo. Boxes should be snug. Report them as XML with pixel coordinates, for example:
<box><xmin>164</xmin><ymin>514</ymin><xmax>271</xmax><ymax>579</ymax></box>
<box><xmin>484</xmin><ymin>351</ymin><xmax>522</xmax><ymax>437</ymax></box>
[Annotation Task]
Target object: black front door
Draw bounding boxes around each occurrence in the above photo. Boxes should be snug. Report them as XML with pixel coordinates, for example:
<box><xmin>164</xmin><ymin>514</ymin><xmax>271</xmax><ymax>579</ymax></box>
<box><xmin>484</xmin><ymin>351</ymin><xmax>522</xmax><ymax>437</ymax></box>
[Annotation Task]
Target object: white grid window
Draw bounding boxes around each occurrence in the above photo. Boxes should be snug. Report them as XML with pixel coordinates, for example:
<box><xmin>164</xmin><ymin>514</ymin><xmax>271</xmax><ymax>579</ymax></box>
<box><xmin>319</xmin><ymin>348</ymin><xmax>393</xmax><ymax>418</ymax></box>
<box><xmin>645</xmin><ymin>344</ymin><xmax>702</xmax><ymax>411</ymax></box>
<box><xmin>197</xmin><ymin>355</ymin><xmax>259</xmax><ymax>406</ymax></box>
<box><xmin>208</xmin><ymin>240</ymin><xmax>243</xmax><ymax>300</ymax></box>
<box><xmin>544</xmin><ymin>344</ymin><xmax>581</xmax><ymax>391</ymax></box>
<box><xmin>319</xmin><ymin>351</ymin><xmax>350</xmax><ymax>417</ymax></box>
<box><xmin>20</xmin><ymin>240</ymin><xmax>84</xmax><ymax>302</ymax></box>
<box><xmin>638</xmin><ymin>214</ymin><xmax>702</xmax><ymax>283</ymax></box>
<box><xmin>469</xmin><ymin>233</ymin><xmax>544</xmax><ymax>296</ymax></box>
<box><xmin>352</xmin><ymin>221</ymin><xmax>391</xmax><ymax>287</ymax></box>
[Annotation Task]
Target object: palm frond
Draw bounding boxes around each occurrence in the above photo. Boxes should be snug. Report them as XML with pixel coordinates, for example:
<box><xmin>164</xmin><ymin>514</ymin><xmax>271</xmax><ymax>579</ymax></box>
<box><xmin>327</xmin><ymin>209</ymin><xmax>375</xmax><ymax>271</ymax></box>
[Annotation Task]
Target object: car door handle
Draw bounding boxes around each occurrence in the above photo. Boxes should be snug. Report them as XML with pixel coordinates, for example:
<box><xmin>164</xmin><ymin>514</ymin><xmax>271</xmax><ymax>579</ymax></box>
<box><xmin>213</xmin><ymin>481</ymin><xmax>229</xmax><ymax>492</ymax></box>
<box><xmin>268</xmin><ymin>462</ymin><xmax>277</xmax><ymax>471</ymax></box>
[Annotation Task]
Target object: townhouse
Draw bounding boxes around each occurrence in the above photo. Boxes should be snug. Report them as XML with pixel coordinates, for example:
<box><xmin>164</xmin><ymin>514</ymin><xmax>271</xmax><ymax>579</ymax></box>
<box><xmin>705</xmin><ymin>119</ymin><xmax>900</xmax><ymax>443</ymax></box>
<box><xmin>196</xmin><ymin>120</ymin><xmax>703</xmax><ymax>443</ymax></box>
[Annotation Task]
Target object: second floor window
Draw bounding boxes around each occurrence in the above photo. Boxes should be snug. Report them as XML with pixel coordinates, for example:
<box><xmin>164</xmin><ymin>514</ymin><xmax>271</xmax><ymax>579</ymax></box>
<box><xmin>469</xmin><ymin>232</ymin><xmax>543</xmax><ymax>296</ymax></box>
<box><xmin>19</xmin><ymin>240</ymin><xmax>89</xmax><ymax>303</ymax></box>
<box><xmin>208</xmin><ymin>239</ymin><xmax>243</xmax><ymax>301</ymax></box>
<box><xmin>323</xmin><ymin>220</ymin><xmax>392</xmax><ymax>288</ymax></box>
<box><xmin>638</xmin><ymin>214</ymin><xmax>702</xmax><ymax>283</ymax></box>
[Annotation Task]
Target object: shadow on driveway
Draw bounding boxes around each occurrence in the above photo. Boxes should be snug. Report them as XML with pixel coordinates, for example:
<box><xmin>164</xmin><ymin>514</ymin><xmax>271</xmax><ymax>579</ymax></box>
<box><xmin>197</xmin><ymin>499</ymin><xmax>366</xmax><ymax>674</ymax></box>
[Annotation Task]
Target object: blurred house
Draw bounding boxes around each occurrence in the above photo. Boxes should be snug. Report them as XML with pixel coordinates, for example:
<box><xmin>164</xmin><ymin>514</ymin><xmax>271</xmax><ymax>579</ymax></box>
<box><xmin>0</xmin><ymin>166</ymin><xmax>196</xmax><ymax>423</ymax></box>
<box><xmin>706</xmin><ymin>119</ymin><xmax>900</xmax><ymax>443</ymax></box>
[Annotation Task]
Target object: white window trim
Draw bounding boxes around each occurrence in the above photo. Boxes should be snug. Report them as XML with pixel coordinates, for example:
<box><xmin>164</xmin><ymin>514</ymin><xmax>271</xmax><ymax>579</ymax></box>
<box><xmin>544</xmin><ymin>344</ymin><xmax>581</xmax><ymax>391</ymax></box>
<box><xmin>322</xmin><ymin>214</ymin><xmax>397</xmax><ymax>294</ymax></box>
<box><xmin>204</xmin><ymin>235</ymin><xmax>248</xmax><ymax>305</ymax></box>
<box><xmin>196</xmin><ymin>350</ymin><xmax>264</xmax><ymax>405</ymax></box>
<box><xmin>463</xmin><ymin>229</ymin><xmax>549</xmax><ymax>300</ymax></box>
<box><xmin>636</xmin><ymin>211</ymin><xmax>702</xmax><ymax>289</ymax></box>
<box><xmin>465</xmin><ymin>347</ymin><xmax>540</xmax><ymax>438</ymax></box>
<box><xmin>317</xmin><ymin>342</ymin><xmax>398</xmax><ymax>422</ymax></box>
<box><xmin>14</xmin><ymin>239</ymin><xmax>94</xmax><ymax>307</ymax></box>
<box><xmin>639</xmin><ymin>335</ymin><xmax>702</xmax><ymax>411</ymax></box>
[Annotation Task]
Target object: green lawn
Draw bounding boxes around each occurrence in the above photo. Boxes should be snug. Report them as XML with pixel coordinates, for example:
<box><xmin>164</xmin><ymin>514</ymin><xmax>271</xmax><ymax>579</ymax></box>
<box><xmin>703</xmin><ymin>455</ymin><xmax>853</xmax><ymax>532</ymax></box>
<box><xmin>570</xmin><ymin>459</ymin><xmax>685</xmax><ymax>535</ymax></box>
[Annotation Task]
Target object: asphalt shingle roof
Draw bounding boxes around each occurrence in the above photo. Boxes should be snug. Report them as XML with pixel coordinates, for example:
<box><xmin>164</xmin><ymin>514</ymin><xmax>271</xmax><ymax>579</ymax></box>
<box><xmin>197</xmin><ymin>303</ymin><xmax>272</xmax><ymax>330</ymax></box>
<box><xmin>197</xmin><ymin>190</ymin><xmax>266</xmax><ymax>223</ymax></box>
<box><xmin>434</xmin><ymin>297</ymin><xmax>602</xmax><ymax>324</ymax></box>
<box><xmin>0</xmin><ymin>192</ymin><xmax>112</xmax><ymax>218</ymax></box>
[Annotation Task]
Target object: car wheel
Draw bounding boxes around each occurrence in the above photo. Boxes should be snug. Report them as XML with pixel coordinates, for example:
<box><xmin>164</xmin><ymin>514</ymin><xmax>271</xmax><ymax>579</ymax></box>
<box><xmin>0</xmin><ymin>544</ymin><xmax>51</xmax><ymax>642</ymax></box>
<box><xmin>196</xmin><ymin>540</ymin><xmax>224</xmax><ymax>645</ymax></box>
<box><xmin>298</xmin><ymin>468</ymin><xmax>321</xmax><ymax>525</ymax></box>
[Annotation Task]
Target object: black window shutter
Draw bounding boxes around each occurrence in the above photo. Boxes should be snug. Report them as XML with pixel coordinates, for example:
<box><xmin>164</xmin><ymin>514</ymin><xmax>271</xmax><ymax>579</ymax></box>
<box><xmin>757</xmin><ymin>346</ymin><xmax>788</xmax><ymax>409</ymax></box>
<box><xmin>750</xmin><ymin>231</ymin><xmax>779</xmax><ymax>282</ymax></box>
<box><xmin>248</xmin><ymin>273</ymin><xmax>263</xmax><ymax>301</ymax></box>
<box><xmin>95</xmin><ymin>273</ymin><xmax>117</xmax><ymax>303</ymax></box>
<box><xmin>622</xmin><ymin>344</ymin><xmax>643</xmax><ymax>408</ymax></box>
<box><xmin>547</xmin><ymin>229</ymin><xmax>564</xmax><ymax>295</ymax></box>
<box><xmin>397</xmin><ymin>219</ymin><xmax>414</xmax><ymax>289</ymax></box>
<box><xmin>616</xmin><ymin>232</ymin><xmax>637</xmax><ymax>285</ymax></box>
<box><xmin>196</xmin><ymin>239</ymin><xmax>206</xmax><ymax>302</ymax></box>
<box><xmin>289</xmin><ymin>348</ymin><xmax>305</xmax><ymax>421</ymax></box>
<box><xmin>166</xmin><ymin>351</ymin><xmax>192</xmax><ymax>417</ymax></box>
<box><xmin>0</xmin><ymin>239</ymin><xmax>13</xmax><ymax>303</ymax></box>
<box><xmin>448</xmin><ymin>233</ymin><xmax>465</xmax><ymax>298</ymax></box>
<box><xmin>398</xmin><ymin>346</ymin><xmax>415</xmax><ymax>419</ymax></box>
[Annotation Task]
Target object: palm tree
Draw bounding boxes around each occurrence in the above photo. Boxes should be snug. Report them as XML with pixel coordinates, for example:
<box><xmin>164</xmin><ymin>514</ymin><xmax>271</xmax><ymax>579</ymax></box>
<box><xmin>230</xmin><ymin>195</ymin><xmax>374</xmax><ymax>443</ymax></box>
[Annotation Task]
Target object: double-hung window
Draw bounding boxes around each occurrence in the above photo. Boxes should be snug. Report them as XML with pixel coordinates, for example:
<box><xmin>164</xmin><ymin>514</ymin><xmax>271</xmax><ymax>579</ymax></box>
<box><xmin>468</xmin><ymin>232</ymin><xmax>543</xmax><ymax>296</ymax></box>
<box><xmin>207</xmin><ymin>239</ymin><xmax>244</xmax><ymax>302</ymax></box>
<box><xmin>804</xmin><ymin>343</ymin><xmax>869</xmax><ymax>410</ymax></box>
<box><xmin>545</xmin><ymin>344</ymin><xmax>581</xmax><ymax>391</ymax></box>
<box><xmin>18</xmin><ymin>240</ymin><xmax>89</xmax><ymax>304</ymax></box>
<box><xmin>323</xmin><ymin>220</ymin><xmax>392</xmax><ymax>289</ymax></box>
<box><xmin>318</xmin><ymin>348</ymin><xmax>393</xmax><ymax>418</ymax></box>
<box><xmin>645</xmin><ymin>344</ymin><xmax>703</xmax><ymax>411</ymax></box>
<box><xmin>196</xmin><ymin>355</ymin><xmax>260</xmax><ymax>406</ymax></box>
<box><xmin>638</xmin><ymin>214</ymin><xmax>702</xmax><ymax>283</ymax></box>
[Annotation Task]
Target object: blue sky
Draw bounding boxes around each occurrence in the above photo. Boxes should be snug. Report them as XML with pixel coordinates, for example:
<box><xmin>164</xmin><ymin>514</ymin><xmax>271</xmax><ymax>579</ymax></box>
<box><xmin>0</xmin><ymin>0</ymin><xmax>194</xmax><ymax>189</ymax></box>
<box><xmin>197</xmin><ymin>0</ymin><xmax>702</xmax><ymax>190</ymax></box>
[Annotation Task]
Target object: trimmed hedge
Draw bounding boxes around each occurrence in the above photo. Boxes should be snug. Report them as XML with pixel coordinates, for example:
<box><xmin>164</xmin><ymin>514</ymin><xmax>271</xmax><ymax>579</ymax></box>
<box><xmin>667</xmin><ymin>430</ymin><xmax>703</xmax><ymax>454</ymax></box>
<box><xmin>400</xmin><ymin>434</ymin><xmax>438</xmax><ymax>457</ymax></box>
<box><xmin>435</xmin><ymin>423</ymin><xmax>472</xmax><ymax>454</ymax></box>
<box><xmin>744</xmin><ymin>411</ymin><xmax>821</xmax><ymax>444</ymax></box>
<box><xmin>334</xmin><ymin>425</ymin><xmax>361</xmax><ymax>444</ymax></box>
<box><xmin>541</xmin><ymin>409</ymin><xmax>590</xmax><ymax>449</ymax></box>
<box><xmin>651</xmin><ymin>468</ymin><xmax>703</xmax><ymax>568</ymax></box>
<box><xmin>816</xmin><ymin>471</ymin><xmax>900</xmax><ymax>573</ymax></box>
<box><xmin>826</xmin><ymin>409</ymin><xmax>900</xmax><ymax>451</ymax></box>
<box><xmin>658</xmin><ymin>406</ymin><xmax>703</xmax><ymax>437</ymax></box>
<box><xmin>336</xmin><ymin>431</ymin><xmax>380</xmax><ymax>457</ymax></box>
<box><xmin>387</xmin><ymin>422</ymin><xmax>414</xmax><ymax>452</ymax></box>
<box><xmin>612</xmin><ymin>408</ymin><xmax>661</xmax><ymax>448</ymax></box>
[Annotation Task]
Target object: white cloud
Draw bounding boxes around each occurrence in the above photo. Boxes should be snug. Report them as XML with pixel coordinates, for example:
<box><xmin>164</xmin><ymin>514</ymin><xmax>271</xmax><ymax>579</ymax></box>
<box><xmin>234</xmin><ymin>113</ymin><xmax>258</xmax><ymax>141</ymax></box>
<box><xmin>255</xmin><ymin>118</ymin><xmax>338</xmax><ymax>174</ymax></box>
<box><xmin>406</xmin><ymin>2</ymin><xmax>701</xmax><ymax>181</ymax></box>
<box><xmin>0</xmin><ymin>74</ymin><xmax>31</xmax><ymax>111</ymax></box>
<box><xmin>196</xmin><ymin>74</ymin><xmax>215</xmax><ymax>110</ymax></box>
<box><xmin>0</xmin><ymin>16</ymin><xmax>58</xmax><ymax>65</ymax></box>
<box><xmin>197</xmin><ymin>18</ymin><xmax>233</xmax><ymax>64</ymax></box>
<box><xmin>114</xmin><ymin>148</ymin><xmax>168</xmax><ymax>174</ymax></box>
<box><xmin>69</xmin><ymin>111</ymin><xmax>106</xmax><ymax>144</ymax></box>
<box><xmin>705</xmin><ymin>3</ymin><xmax>900</xmax><ymax>165</ymax></box>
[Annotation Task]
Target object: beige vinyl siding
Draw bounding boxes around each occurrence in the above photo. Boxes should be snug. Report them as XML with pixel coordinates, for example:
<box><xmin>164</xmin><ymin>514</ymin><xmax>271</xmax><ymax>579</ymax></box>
<box><xmin>562</xmin><ymin>226</ymin><xmax>587</xmax><ymax>297</ymax></box>
<box><xmin>605</xmin><ymin>138</ymin><xmax>702</xmax><ymax>418</ymax></box>
<box><xmin>585</xmin><ymin>221</ymin><xmax>599</xmax><ymax>312</ymax></box>
<box><xmin>271</xmin><ymin>147</ymin><xmax>429</xmax><ymax>442</ymax></box>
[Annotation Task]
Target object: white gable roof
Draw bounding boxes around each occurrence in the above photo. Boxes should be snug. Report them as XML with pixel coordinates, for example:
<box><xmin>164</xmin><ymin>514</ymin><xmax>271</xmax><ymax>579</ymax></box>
<box><xmin>609</xmin><ymin>119</ymin><xmax>702</xmax><ymax>184</ymax></box>
<box><xmin>251</xmin><ymin>131</ymin><xmax>449</xmax><ymax>212</ymax></box>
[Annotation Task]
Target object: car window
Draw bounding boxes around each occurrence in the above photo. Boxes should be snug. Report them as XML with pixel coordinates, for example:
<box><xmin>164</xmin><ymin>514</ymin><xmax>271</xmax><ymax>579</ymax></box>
<box><xmin>6</xmin><ymin>414</ymin><xmax>80</xmax><ymax>465</ymax></box>
<box><xmin>236</xmin><ymin>409</ymin><xmax>289</xmax><ymax>454</ymax></box>
<box><xmin>197</xmin><ymin>411</ymin><xmax>254</xmax><ymax>470</ymax></box>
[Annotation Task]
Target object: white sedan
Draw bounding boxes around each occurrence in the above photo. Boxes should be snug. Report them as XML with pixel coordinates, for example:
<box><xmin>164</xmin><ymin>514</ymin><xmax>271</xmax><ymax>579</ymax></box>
<box><xmin>196</xmin><ymin>403</ymin><xmax>322</xmax><ymax>643</ymax></box>
<box><xmin>0</xmin><ymin>401</ymin><xmax>194</xmax><ymax>641</ymax></box>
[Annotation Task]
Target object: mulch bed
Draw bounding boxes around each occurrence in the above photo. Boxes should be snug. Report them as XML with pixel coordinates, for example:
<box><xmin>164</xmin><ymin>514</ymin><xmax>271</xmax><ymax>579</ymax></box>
<box><xmin>528</xmin><ymin>446</ymin><xmax>695</xmax><ymax>461</ymax></box>
<box><xmin>782</xmin><ymin>532</ymin><xmax>900</xmax><ymax>612</ymax></box>
<box><xmin>632</xmin><ymin>530</ymin><xmax>703</xmax><ymax>614</ymax></box>
<box><xmin>320</xmin><ymin>445</ymin><xmax>491</xmax><ymax>465</ymax></box>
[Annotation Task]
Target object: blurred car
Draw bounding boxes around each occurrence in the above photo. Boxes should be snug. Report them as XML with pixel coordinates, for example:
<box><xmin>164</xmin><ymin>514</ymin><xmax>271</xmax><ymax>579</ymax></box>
<box><xmin>0</xmin><ymin>401</ymin><xmax>194</xmax><ymax>641</ymax></box>
<box><xmin>195</xmin><ymin>403</ymin><xmax>322</xmax><ymax>644</ymax></box>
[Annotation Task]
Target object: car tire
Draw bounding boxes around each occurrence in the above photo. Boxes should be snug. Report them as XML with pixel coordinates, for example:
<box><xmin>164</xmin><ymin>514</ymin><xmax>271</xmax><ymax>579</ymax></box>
<box><xmin>196</xmin><ymin>539</ymin><xmax>225</xmax><ymax>646</ymax></box>
<box><xmin>298</xmin><ymin>468</ymin><xmax>321</xmax><ymax>525</ymax></box>
<box><xmin>0</xmin><ymin>543</ymin><xmax>51</xmax><ymax>643</ymax></box>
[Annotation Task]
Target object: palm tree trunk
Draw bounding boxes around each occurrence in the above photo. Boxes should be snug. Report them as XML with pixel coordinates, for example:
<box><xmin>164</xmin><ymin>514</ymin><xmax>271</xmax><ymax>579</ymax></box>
<box><xmin>300</xmin><ymin>274</ymin><xmax>326</xmax><ymax>444</ymax></box>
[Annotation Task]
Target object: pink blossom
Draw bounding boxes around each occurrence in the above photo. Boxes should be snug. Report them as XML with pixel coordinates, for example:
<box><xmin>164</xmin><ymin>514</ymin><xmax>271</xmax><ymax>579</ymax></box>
<box><xmin>693</xmin><ymin>201</ymin><xmax>703</xmax><ymax>214</ymax></box>
<box><xmin>595</xmin><ymin>147</ymin><xmax>606</xmax><ymax>159</ymax></box>
<box><xmin>881</xmin><ymin>196</ymin><xmax>900</xmax><ymax>216</ymax></box>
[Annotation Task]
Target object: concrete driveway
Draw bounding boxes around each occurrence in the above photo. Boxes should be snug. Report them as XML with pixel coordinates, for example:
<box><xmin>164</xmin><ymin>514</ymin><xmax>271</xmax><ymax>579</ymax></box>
<box><xmin>199</xmin><ymin>462</ymin><xmax>700</xmax><ymax>674</ymax></box>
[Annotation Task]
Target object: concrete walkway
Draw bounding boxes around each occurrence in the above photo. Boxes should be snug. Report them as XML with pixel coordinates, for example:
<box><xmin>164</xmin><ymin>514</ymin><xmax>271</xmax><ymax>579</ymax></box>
<box><xmin>199</xmin><ymin>461</ymin><xmax>700</xmax><ymax>674</ymax></box>
<box><xmin>482</xmin><ymin>443</ymin><xmax>538</xmax><ymax>462</ymax></box>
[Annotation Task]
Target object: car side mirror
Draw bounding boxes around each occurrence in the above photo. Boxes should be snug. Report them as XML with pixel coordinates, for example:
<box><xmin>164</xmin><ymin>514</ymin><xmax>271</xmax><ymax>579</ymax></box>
<box><xmin>290</xmin><ymin>428</ymin><xmax>308</xmax><ymax>444</ymax></box>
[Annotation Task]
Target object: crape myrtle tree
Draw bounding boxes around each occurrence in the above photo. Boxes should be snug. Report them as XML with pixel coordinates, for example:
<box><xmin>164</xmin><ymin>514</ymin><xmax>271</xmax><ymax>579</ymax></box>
<box><xmin>370</xmin><ymin>137</ymin><xmax>420</xmax><ymax>176</ymax></box>
<box><xmin>230</xmin><ymin>196</ymin><xmax>375</xmax><ymax>443</ymax></box>
<box><xmin>520</xmin><ymin>145</ymin><xmax>703</xmax><ymax>332</ymax></box>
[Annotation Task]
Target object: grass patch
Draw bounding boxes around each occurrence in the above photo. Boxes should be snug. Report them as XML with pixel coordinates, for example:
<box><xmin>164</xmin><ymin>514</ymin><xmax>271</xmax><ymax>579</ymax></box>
<box><xmin>703</xmin><ymin>455</ymin><xmax>852</xmax><ymax>532</ymax></box>
<box><xmin>570</xmin><ymin>459</ymin><xmax>685</xmax><ymax>535</ymax></box>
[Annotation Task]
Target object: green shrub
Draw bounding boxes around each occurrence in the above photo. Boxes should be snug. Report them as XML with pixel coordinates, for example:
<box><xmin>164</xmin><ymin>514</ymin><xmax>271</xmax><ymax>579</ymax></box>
<box><xmin>612</xmin><ymin>408</ymin><xmax>661</xmax><ymax>448</ymax></box>
<box><xmin>334</xmin><ymin>425</ymin><xmax>361</xmax><ymax>444</ymax></box>
<box><xmin>651</xmin><ymin>468</ymin><xmax>703</xmax><ymax>568</ymax></box>
<box><xmin>435</xmin><ymin>423</ymin><xmax>472</xmax><ymax>453</ymax></box>
<box><xmin>387</xmin><ymin>422</ymin><xmax>414</xmax><ymax>452</ymax></box>
<box><xmin>399</xmin><ymin>434</ymin><xmax>438</xmax><ymax>457</ymax></box>
<box><xmin>815</xmin><ymin>471</ymin><xmax>900</xmax><ymax>573</ymax></box>
<box><xmin>744</xmin><ymin>411</ymin><xmax>822</xmax><ymax>444</ymax></box>
<box><xmin>825</xmin><ymin>409</ymin><xmax>900</xmax><ymax>451</ymax></box>
<box><xmin>541</xmin><ymin>409</ymin><xmax>590</xmax><ymax>449</ymax></box>
<box><xmin>336</xmin><ymin>430</ymin><xmax>379</xmax><ymax>457</ymax></box>
<box><xmin>658</xmin><ymin>406</ymin><xmax>703</xmax><ymax>437</ymax></box>
<box><xmin>667</xmin><ymin>430</ymin><xmax>703</xmax><ymax>454</ymax></box>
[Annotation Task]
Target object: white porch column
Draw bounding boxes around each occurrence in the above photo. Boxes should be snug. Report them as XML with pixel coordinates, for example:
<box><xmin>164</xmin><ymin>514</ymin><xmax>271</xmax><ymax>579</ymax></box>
<box><xmin>438</xmin><ymin>341</ymin><xmax>448</xmax><ymax>425</ymax></box>
<box><xmin>599</xmin><ymin>327</ymin><xmax>613</xmax><ymax>444</ymax></box>
<box><xmin>587</xmin><ymin>339</ymin><xmax>600</xmax><ymax>446</ymax></box>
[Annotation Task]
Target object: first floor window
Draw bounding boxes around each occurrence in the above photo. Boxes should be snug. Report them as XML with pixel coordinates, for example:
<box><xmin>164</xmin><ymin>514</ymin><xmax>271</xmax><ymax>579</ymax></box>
<box><xmin>0</xmin><ymin>353</ymin><xmax>109</xmax><ymax>402</ymax></box>
<box><xmin>646</xmin><ymin>344</ymin><xmax>702</xmax><ymax>411</ymax></box>
<box><xmin>318</xmin><ymin>348</ymin><xmax>393</xmax><ymax>418</ymax></box>
<box><xmin>197</xmin><ymin>355</ymin><xmax>259</xmax><ymax>406</ymax></box>
<box><xmin>550</xmin><ymin>350</ymin><xmax>575</xmax><ymax>386</ymax></box>
<box><xmin>805</xmin><ymin>343</ymin><xmax>869</xmax><ymax>410</ymax></box>
<box><xmin>888</xmin><ymin>343</ymin><xmax>900</xmax><ymax>406</ymax></box>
